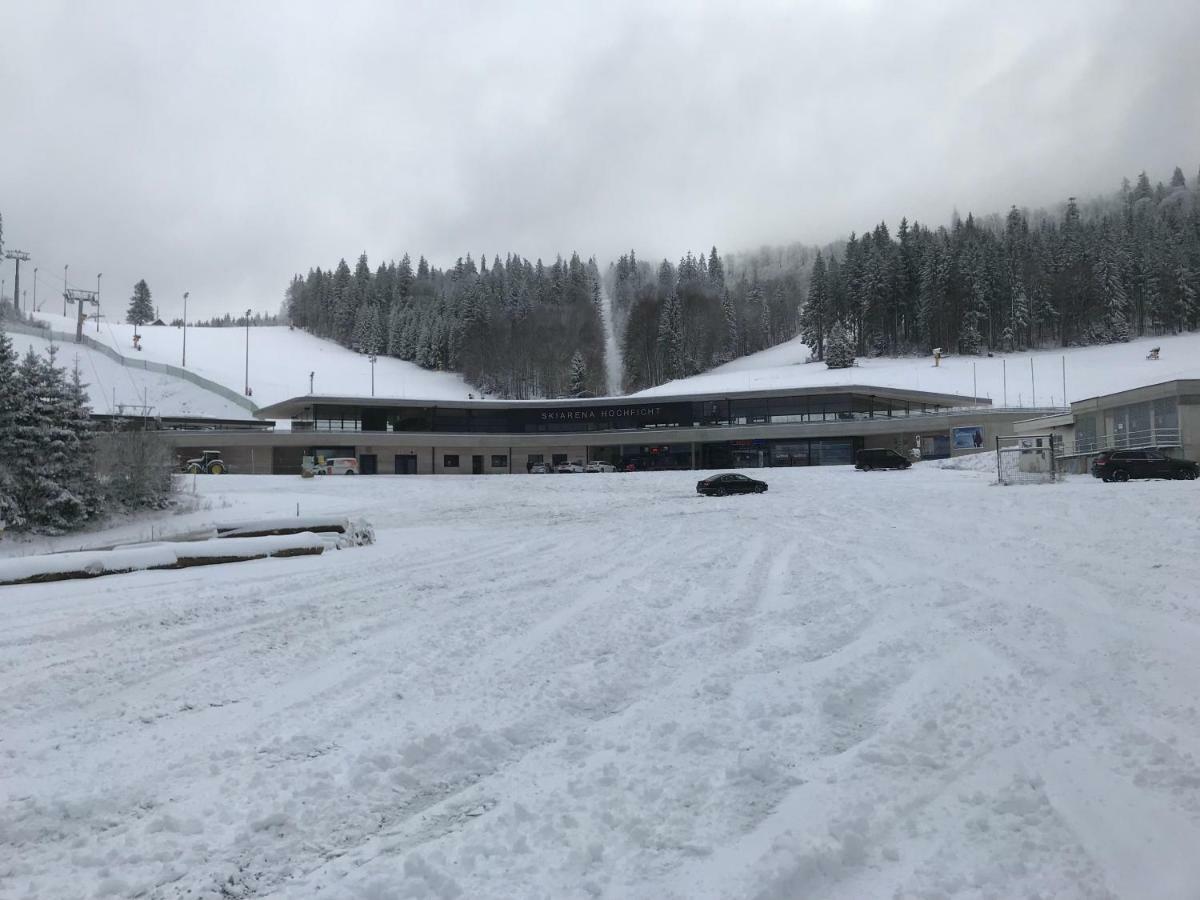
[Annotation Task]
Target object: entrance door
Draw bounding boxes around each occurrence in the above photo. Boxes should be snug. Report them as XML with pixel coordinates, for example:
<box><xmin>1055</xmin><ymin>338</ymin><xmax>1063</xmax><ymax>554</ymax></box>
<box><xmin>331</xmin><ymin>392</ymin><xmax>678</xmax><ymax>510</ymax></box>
<box><xmin>358</xmin><ymin>453</ymin><xmax>378</xmax><ymax>475</ymax></box>
<box><xmin>394</xmin><ymin>454</ymin><xmax>418</xmax><ymax>475</ymax></box>
<box><xmin>472</xmin><ymin>454</ymin><xmax>484</xmax><ymax>474</ymax></box>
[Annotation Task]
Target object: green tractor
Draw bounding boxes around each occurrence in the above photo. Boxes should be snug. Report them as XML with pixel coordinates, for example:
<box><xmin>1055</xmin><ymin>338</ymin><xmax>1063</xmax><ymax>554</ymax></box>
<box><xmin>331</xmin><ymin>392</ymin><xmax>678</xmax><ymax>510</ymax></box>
<box><xmin>184</xmin><ymin>450</ymin><xmax>227</xmax><ymax>475</ymax></box>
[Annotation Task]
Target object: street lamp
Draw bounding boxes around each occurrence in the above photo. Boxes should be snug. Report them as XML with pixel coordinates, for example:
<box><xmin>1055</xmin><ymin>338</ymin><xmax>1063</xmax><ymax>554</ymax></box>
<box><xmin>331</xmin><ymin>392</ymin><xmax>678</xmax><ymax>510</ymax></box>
<box><xmin>369</xmin><ymin>354</ymin><xmax>377</xmax><ymax>397</ymax></box>
<box><xmin>244</xmin><ymin>308</ymin><xmax>252</xmax><ymax>396</ymax></box>
<box><xmin>96</xmin><ymin>273</ymin><xmax>102</xmax><ymax>332</ymax></box>
<box><xmin>182</xmin><ymin>292</ymin><xmax>189</xmax><ymax>367</ymax></box>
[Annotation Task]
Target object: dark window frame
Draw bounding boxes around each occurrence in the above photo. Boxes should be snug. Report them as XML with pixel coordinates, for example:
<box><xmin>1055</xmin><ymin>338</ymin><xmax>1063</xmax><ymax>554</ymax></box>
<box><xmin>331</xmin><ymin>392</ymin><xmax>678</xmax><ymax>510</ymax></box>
<box><xmin>443</xmin><ymin>454</ymin><xmax>460</xmax><ymax>468</ymax></box>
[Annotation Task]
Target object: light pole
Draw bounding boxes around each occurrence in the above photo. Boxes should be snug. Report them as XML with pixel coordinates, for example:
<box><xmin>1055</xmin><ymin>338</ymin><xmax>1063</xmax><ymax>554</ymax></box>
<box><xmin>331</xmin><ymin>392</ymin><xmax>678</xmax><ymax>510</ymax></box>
<box><xmin>244</xmin><ymin>308</ymin><xmax>252</xmax><ymax>396</ymax></box>
<box><xmin>63</xmin><ymin>264</ymin><xmax>68</xmax><ymax>315</ymax></box>
<box><xmin>182</xmin><ymin>292</ymin><xmax>189</xmax><ymax>366</ymax></box>
<box><xmin>32</xmin><ymin>267</ymin><xmax>37</xmax><ymax>311</ymax></box>
<box><xmin>369</xmin><ymin>354</ymin><xmax>377</xmax><ymax>397</ymax></box>
<box><xmin>309</xmin><ymin>370</ymin><xmax>314</xmax><ymax>394</ymax></box>
<box><xmin>96</xmin><ymin>273</ymin><xmax>102</xmax><ymax>331</ymax></box>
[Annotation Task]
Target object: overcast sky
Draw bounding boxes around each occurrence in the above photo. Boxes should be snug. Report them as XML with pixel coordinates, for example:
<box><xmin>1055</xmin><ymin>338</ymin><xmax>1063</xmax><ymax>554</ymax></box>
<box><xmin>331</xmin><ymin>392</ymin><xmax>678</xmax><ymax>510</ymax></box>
<box><xmin>2</xmin><ymin>0</ymin><xmax>1198</xmax><ymax>320</ymax></box>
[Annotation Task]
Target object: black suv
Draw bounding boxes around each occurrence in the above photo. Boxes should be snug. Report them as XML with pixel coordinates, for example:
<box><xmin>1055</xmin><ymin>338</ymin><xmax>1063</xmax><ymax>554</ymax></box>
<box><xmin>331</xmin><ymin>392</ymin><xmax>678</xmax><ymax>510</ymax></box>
<box><xmin>1091</xmin><ymin>449</ymin><xmax>1199</xmax><ymax>482</ymax></box>
<box><xmin>855</xmin><ymin>448</ymin><xmax>912</xmax><ymax>471</ymax></box>
<box><xmin>696</xmin><ymin>473</ymin><xmax>768</xmax><ymax>496</ymax></box>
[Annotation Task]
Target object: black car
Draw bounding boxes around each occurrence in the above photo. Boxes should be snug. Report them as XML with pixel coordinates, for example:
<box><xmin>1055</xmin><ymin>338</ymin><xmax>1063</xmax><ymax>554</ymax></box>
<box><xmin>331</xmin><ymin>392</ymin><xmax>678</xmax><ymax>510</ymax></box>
<box><xmin>1091</xmin><ymin>449</ymin><xmax>1199</xmax><ymax>482</ymax></box>
<box><xmin>854</xmin><ymin>448</ymin><xmax>912</xmax><ymax>471</ymax></box>
<box><xmin>696</xmin><ymin>473</ymin><xmax>768</xmax><ymax>496</ymax></box>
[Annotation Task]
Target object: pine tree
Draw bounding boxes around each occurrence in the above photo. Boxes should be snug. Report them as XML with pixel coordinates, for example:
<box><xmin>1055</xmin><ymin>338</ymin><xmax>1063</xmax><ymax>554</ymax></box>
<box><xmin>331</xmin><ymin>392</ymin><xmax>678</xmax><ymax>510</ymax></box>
<box><xmin>126</xmin><ymin>280</ymin><xmax>154</xmax><ymax>333</ymax></box>
<box><xmin>824</xmin><ymin>321</ymin><xmax>856</xmax><ymax>369</ymax></box>
<box><xmin>800</xmin><ymin>251</ymin><xmax>829</xmax><ymax>359</ymax></box>
<box><xmin>0</xmin><ymin>327</ymin><xmax>23</xmax><ymax>530</ymax></box>
<box><xmin>568</xmin><ymin>350</ymin><xmax>588</xmax><ymax>397</ymax></box>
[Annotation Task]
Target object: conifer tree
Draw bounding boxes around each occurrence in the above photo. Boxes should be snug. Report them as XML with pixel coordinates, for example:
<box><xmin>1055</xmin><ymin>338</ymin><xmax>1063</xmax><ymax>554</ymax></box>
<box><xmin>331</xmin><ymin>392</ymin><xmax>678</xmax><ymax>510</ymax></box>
<box><xmin>0</xmin><ymin>327</ymin><xmax>22</xmax><ymax>530</ymax></box>
<box><xmin>800</xmin><ymin>251</ymin><xmax>829</xmax><ymax>359</ymax></box>
<box><xmin>824</xmin><ymin>321</ymin><xmax>856</xmax><ymax>369</ymax></box>
<box><xmin>126</xmin><ymin>280</ymin><xmax>154</xmax><ymax>334</ymax></box>
<box><xmin>568</xmin><ymin>350</ymin><xmax>588</xmax><ymax>397</ymax></box>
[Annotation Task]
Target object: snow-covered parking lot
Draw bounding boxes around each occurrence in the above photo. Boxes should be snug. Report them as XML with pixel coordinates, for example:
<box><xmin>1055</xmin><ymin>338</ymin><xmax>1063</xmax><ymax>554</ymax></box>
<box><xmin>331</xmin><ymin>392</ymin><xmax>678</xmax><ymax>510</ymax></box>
<box><xmin>3</xmin><ymin>467</ymin><xmax>1200</xmax><ymax>899</ymax></box>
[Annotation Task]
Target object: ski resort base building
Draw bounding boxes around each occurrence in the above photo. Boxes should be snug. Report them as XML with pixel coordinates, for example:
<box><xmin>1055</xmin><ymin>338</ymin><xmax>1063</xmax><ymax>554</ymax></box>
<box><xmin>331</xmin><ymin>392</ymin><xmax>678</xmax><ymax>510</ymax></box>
<box><xmin>154</xmin><ymin>386</ymin><xmax>1057</xmax><ymax>475</ymax></box>
<box><xmin>1014</xmin><ymin>379</ymin><xmax>1200</xmax><ymax>473</ymax></box>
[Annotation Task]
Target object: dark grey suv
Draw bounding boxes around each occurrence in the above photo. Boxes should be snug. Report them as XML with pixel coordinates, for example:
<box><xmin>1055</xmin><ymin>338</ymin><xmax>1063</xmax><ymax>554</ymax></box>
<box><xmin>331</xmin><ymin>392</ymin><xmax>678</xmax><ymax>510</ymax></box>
<box><xmin>1091</xmin><ymin>449</ymin><xmax>1199</xmax><ymax>482</ymax></box>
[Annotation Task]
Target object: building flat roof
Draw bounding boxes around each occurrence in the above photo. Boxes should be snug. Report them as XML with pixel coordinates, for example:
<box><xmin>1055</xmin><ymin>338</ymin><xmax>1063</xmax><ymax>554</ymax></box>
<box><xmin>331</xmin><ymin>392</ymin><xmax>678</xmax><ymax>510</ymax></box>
<box><xmin>255</xmin><ymin>384</ymin><xmax>991</xmax><ymax>420</ymax></box>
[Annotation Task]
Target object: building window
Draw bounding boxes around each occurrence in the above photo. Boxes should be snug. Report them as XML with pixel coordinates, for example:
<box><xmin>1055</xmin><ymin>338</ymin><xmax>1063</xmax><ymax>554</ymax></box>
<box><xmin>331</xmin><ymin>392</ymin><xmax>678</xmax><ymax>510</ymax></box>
<box><xmin>552</xmin><ymin>453</ymin><xmax>568</xmax><ymax>466</ymax></box>
<box><xmin>528</xmin><ymin>454</ymin><xmax>544</xmax><ymax>464</ymax></box>
<box><xmin>491</xmin><ymin>454</ymin><xmax>508</xmax><ymax>468</ymax></box>
<box><xmin>443</xmin><ymin>454</ymin><xmax>459</xmax><ymax>468</ymax></box>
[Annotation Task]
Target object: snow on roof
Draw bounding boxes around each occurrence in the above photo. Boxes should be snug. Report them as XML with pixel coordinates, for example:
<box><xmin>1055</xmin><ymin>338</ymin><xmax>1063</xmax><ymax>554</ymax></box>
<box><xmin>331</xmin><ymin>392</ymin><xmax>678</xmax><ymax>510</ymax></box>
<box><xmin>634</xmin><ymin>331</ymin><xmax>1200</xmax><ymax>408</ymax></box>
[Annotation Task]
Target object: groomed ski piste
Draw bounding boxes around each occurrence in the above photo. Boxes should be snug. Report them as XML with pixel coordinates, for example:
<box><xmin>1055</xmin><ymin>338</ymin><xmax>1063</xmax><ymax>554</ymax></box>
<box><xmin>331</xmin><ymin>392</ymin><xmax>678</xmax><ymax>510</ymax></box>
<box><xmin>29</xmin><ymin>313</ymin><xmax>475</xmax><ymax>409</ymax></box>
<box><xmin>636</xmin><ymin>329</ymin><xmax>1200</xmax><ymax>407</ymax></box>
<box><xmin>3</xmin><ymin>466</ymin><xmax>1200</xmax><ymax>899</ymax></box>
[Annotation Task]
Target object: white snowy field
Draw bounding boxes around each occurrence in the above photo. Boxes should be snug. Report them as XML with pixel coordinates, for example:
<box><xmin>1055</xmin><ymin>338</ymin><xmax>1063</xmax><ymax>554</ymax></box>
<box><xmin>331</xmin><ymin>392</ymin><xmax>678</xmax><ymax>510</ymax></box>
<box><xmin>3</xmin><ymin>469</ymin><xmax>1200</xmax><ymax>899</ymax></box>
<box><xmin>31</xmin><ymin>313</ymin><xmax>474</xmax><ymax>407</ymax></box>
<box><xmin>7</xmin><ymin>330</ymin><xmax>252</xmax><ymax>419</ymax></box>
<box><xmin>637</xmin><ymin>330</ymin><xmax>1200</xmax><ymax>407</ymax></box>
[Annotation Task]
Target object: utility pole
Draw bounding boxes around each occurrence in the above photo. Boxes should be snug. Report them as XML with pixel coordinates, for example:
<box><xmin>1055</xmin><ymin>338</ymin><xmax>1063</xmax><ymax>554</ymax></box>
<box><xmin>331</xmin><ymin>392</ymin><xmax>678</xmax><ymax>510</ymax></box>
<box><xmin>182</xmin><ymin>292</ymin><xmax>189</xmax><ymax>366</ymax></box>
<box><xmin>4</xmin><ymin>249</ymin><xmax>30</xmax><ymax>314</ymax></box>
<box><xmin>244</xmin><ymin>308</ymin><xmax>251</xmax><ymax>396</ymax></box>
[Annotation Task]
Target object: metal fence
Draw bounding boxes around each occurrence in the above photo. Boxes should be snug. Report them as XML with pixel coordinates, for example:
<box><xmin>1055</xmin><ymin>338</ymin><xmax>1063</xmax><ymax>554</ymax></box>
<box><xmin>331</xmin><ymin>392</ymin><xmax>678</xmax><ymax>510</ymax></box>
<box><xmin>0</xmin><ymin>318</ymin><xmax>258</xmax><ymax>414</ymax></box>
<box><xmin>1070</xmin><ymin>426</ymin><xmax>1181</xmax><ymax>456</ymax></box>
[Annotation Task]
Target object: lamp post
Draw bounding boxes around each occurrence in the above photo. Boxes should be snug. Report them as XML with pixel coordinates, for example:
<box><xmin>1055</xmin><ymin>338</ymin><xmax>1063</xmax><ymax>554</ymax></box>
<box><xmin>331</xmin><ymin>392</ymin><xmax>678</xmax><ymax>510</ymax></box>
<box><xmin>96</xmin><ymin>273</ymin><xmax>102</xmax><ymax>331</ymax></box>
<box><xmin>32</xmin><ymin>267</ymin><xmax>37</xmax><ymax>311</ymax></box>
<box><xmin>369</xmin><ymin>354</ymin><xmax>377</xmax><ymax>397</ymax></box>
<box><xmin>182</xmin><ymin>292</ymin><xmax>189</xmax><ymax>366</ymax></box>
<box><xmin>244</xmin><ymin>308</ymin><xmax>252</xmax><ymax>396</ymax></box>
<box><xmin>63</xmin><ymin>264</ymin><xmax>68</xmax><ymax>315</ymax></box>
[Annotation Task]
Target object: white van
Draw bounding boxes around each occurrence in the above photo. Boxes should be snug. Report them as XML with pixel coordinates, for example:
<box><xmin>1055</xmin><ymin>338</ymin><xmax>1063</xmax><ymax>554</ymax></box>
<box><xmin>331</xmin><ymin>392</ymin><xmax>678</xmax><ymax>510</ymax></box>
<box><xmin>305</xmin><ymin>456</ymin><xmax>359</xmax><ymax>475</ymax></box>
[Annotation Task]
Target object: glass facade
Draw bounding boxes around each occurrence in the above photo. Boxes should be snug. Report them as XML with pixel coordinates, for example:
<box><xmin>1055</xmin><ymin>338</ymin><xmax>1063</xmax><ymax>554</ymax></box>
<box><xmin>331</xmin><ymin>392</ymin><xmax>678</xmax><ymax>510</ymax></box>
<box><xmin>306</xmin><ymin>392</ymin><xmax>946</xmax><ymax>435</ymax></box>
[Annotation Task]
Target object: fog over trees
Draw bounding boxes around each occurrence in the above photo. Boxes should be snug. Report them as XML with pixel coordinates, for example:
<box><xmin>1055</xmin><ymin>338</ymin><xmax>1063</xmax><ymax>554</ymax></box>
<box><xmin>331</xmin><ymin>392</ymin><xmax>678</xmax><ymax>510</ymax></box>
<box><xmin>287</xmin><ymin>166</ymin><xmax>1200</xmax><ymax>397</ymax></box>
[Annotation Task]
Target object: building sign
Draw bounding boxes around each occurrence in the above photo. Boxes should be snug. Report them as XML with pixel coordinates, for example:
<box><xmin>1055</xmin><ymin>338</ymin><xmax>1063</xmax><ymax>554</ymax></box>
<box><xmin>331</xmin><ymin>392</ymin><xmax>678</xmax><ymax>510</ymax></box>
<box><xmin>538</xmin><ymin>404</ymin><xmax>667</xmax><ymax>422</ymax></box>
<box><xmin>952</xmin><ymin>425</ymin><xmax>985</xmax><ymax>450</ymax></box>
<box><xmin>523</xmin><ymin>401</ymin><xmax>693</xmax><ymax>431</ymax></box>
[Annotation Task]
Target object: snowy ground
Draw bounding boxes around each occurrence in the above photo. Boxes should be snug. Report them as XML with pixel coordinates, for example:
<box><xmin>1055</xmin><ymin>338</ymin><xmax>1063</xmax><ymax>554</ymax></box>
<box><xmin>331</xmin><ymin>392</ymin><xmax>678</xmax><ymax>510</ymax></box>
<box><xmin>637</xmin><ymin>330</ymin><xmax>1200</xmax><ymax>407</ymax></box>
<box><xmin>3</xmin><ymin>469</ymin><xmax>1200</xmax><ymax>899</ymax></box>
<box><xmin>30</xmin><ymin>313</ymin><xmax>474</xmax><ymax>407</ymax></box>
<box><xmin>8</xmin><ymin>330</ymin><xmax>252</xmax><ymax>419</ymax></box>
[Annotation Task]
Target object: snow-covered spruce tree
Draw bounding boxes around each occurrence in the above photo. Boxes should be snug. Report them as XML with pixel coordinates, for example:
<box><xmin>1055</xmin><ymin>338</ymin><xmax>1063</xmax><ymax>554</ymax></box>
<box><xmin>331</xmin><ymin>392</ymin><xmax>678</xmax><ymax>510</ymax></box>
<box><xmin>568</xmin><ymin>350</ymin><xmax>588</xmax><ymax>397</ymax></box>
<box><xmin>66</xmin><ymin>364</ymin><xmax>102</xmax><ymax>520</ymax></box>
<box><xmin>126</xmin><ymin>280</ymin><xmax>155</xmax><ymax>333</ymax></box>
<box><xmin>0</xmin><ymin>327</ymin><xmax>23</xmax><ymax>532</ymax></box>
<box><xmin>824</xmin><ymin>321</ymin><xmax>856</xmax><ymax>369</ymax></box>
<box><xmin>800</xmin><ymin>251</ymin><xmax>829</xmax><ymax>359</ymax></box>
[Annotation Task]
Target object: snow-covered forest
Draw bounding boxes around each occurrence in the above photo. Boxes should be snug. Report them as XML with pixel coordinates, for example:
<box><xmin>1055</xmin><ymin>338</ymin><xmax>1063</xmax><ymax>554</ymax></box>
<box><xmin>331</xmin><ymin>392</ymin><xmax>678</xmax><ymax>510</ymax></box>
<box><xmin>285</xmin><ymin>252</ymin><xmax>607</xmax><ymax>399</ymax></box>
<box><xmin>285</xmin><ymin>166</ymin><xmax>1200</xmax><ymax>397</ymax></box>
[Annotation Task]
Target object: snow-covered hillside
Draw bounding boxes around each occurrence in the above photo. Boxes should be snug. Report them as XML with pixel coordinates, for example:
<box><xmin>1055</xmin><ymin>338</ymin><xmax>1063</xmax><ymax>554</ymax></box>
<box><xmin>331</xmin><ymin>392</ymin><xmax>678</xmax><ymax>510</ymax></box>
<box><xmin>8</xmin><ymin>330</ymin><xmax>254</xmax><ymax>419</ymax></box>
<box><xmin>32</xmin><ymin>313</ymin><xmax>474</xmax><ymax>406</ymax></box>
<box><xmin>3</xmin><ymin>469</ymin><xmax>1199</xmax><ymax>898</ymax></box>
<box><xmin>638</xmin><ymin>331</ymin><xmax>1200</xmax><ymax>406</ymax></box>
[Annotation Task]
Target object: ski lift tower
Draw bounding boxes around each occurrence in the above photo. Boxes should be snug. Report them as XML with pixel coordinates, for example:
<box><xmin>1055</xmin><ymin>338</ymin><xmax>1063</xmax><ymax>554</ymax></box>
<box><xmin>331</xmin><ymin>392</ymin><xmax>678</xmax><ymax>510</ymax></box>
<box><xmin>65</xmin><ymin>288</ymin><xmax>98</xmax><ymax>342</ymax></box>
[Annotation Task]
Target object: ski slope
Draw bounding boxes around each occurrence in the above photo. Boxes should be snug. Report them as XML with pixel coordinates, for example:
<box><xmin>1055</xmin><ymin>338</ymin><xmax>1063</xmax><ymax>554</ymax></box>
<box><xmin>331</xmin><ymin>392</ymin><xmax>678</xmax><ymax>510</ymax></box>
<box><xmin>8</xmin><ymin>330</ymin><xmax>253</xmax><ymax>419</ymax></box>
<box><xmin>32</xmin><ymin>313</ymin><xmax>474</xmax><ymax>407</ymax></box>
<box><xmin>3</xmin><ymin>469</ymin><xmax>1199</xmax><ymax>898</ymax></box>
<box><xmin>637</xmin><ymin>331</ymin><xmax>1200</xmax><ymax>406</ymax></box>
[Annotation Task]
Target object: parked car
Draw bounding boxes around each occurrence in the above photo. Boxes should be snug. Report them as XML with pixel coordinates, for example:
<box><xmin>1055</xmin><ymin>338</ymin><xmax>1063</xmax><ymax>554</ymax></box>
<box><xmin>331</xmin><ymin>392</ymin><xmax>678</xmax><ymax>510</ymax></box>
<box><xmin>855</xmin><ymin>448</ymin><xmax>912</xmax><ymax>471</ymax></box>
<box><xmin>1091</xmin><ymin>449</ymin><xmax>1198</xmax><ymax>482</ymax></box>
<box><xmin>555</xmin><ymin>461</ymin><xmax>585</xmax><ymax>473</ymax></box>
<box><xmin>584</xmin><ymin>461</ymin><xmax>617</xmax><ymax>473</ymax></box>
<box><xmin>696</xmin><ymin>473</ymin><xmax>768</xmax><ymax>496</ymax></box>
<box><xmin>529</xmin><ymin>463</ymin><xmax>549</xmax><ymax>474</ymax></box>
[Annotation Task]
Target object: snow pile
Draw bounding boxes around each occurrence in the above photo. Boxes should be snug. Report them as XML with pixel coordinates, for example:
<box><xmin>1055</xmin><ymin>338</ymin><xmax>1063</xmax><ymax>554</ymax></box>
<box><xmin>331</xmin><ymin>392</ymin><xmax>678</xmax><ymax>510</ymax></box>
<box><xmin>637</xmin><ymin>330</ymin><xmax>1200</xmax><ymax>406</ymax></box>
<box><xmin>931</xmin><ymin>450</ymin><xmax>1000</xmax><ymax>473</ymax></box>
<box><xmin>2</xmin><ymin>470</ymin><xmax>1199</xmax><ymax>897</ymax></box>
<box><xmin>32</xmin><ymin>313</ymin><xmax>474</xmax><ymax>406</ymax></box>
